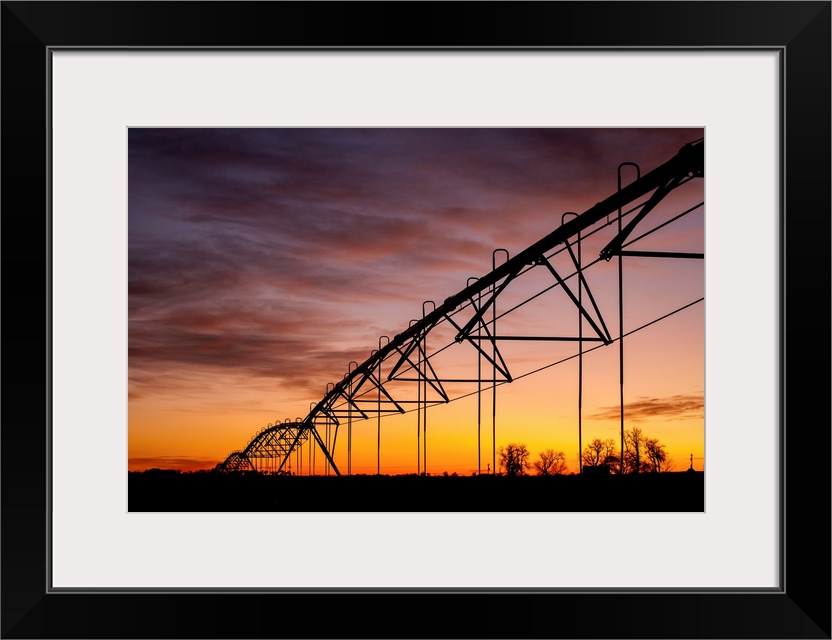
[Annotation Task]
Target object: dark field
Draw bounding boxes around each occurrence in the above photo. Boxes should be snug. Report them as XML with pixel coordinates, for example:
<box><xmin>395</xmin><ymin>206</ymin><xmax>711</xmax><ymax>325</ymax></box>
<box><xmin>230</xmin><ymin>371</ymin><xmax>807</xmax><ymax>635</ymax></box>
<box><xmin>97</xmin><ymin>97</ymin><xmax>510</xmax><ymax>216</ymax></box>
<box><xmin>129</xmin><ymin>470</ymin><xmax>704</xmax><ymax>512</ymax></box>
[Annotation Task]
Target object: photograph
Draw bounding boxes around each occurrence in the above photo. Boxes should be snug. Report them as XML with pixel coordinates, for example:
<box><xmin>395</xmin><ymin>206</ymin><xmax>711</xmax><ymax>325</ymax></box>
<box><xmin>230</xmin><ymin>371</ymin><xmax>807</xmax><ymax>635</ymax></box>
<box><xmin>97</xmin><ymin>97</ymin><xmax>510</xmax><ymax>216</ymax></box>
<box><xmin>127</xmin><ymin>127</ymin><xmax>705</xmax><ymax>511</ymax></box>
<box><xmin>2</xmin><ymin>1</ymin><xmax>828</xmax><ymax>638</ymax></box>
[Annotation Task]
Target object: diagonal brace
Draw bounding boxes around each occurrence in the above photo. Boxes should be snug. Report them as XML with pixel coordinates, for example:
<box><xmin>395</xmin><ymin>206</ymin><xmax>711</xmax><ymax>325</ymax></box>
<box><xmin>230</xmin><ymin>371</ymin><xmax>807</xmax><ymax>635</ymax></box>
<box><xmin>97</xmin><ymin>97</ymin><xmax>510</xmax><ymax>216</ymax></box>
<box><xmin>537</xmin><ymin>255</ymin><xmax>611</xmax><ymax>344</ymax></box>
<box><xmin>443</xmin><ymin>312</ymin><xmax>513</xmax><ymax>382</ymax></box>
<box><xmin>562</xmin><ymin>240</ymin><xmax>612</xmax><ymax>343</ymax></box>
<box><xmin>455</xmin><ymin>266</ymin><xmax>520</xmax><ymax>340</ymax></box>
<box><xmin>600</xmin><ymin>175</ymin><xmax>683</xmax><ymax>261</ymax></box>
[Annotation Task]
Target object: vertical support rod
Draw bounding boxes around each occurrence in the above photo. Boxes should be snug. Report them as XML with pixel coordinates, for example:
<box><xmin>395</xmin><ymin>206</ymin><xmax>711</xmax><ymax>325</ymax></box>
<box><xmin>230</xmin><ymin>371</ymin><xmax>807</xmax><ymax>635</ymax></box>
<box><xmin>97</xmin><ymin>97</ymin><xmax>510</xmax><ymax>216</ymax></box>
<box><xmin>377</xmin><ymin>336</ymin><xmax>389</xmax><ymax>476</ymax></box>
<box><xmin>347</xmin><ymin>361</ymin><xmax>357</xmax><ymax>476</ymax></box>
<box><xmin>478</xmin><ymin>286</ymin><xmax>483</xmax><ymax>476</ymax></box>
<box><xmin>368</xmin><ymin>349</ymin><xmax>379</xmax><ymax>475</ymax></box>
<box><xmin>296</xmin><ymin>418</ymin><xmax>303</xmax><ymax>477</ymax></box>
<box><xmin>377</xmin><ymin>360</ymin><xmax>381</xmax><ymax>476</ymax></box>
<box><xmin>468</xmin><ymin>277</ymin><xmax>481</xmax><ymax>475</ymax></box>
<box><xmin>326</xmin><ymin>383</ymin><xmax>335</xmax><ymax>477</ymax></box>
<box><xmin>310</xmin><ymin>404</ymin><xmax>316</xmax><ymax>475</ymax></box>
<box><xmin>410</xmin><ymin>320</ymin><xmax>420</xmax><ymax>475</ymax></box>
<box><xmin>562</xmin><ymin>212</ymin><xmax>582</xmax><ymax>474</ymax></box>
<box><xmin>619</xmin><ymin>184</ymin><xmax>625</xmax><ymax>473</ymax></box>
<box><xmin>578</xmin><ymin>228</ymin><xmax>583</xmax><ymax>474</ymax></box>
<box><xmin>492</xmin><ymin>249</ymin><xmax>508</xmax><ymax>474</ymax></box>
<box><xmin>422</xmin><ymin>302</ymin><xmax>434</xmax><ymax>475</ymax></box>
<box><xmin>617</xmin><ymin>163</ymin><xmax>640</xmax><ymax>473</ymax></box>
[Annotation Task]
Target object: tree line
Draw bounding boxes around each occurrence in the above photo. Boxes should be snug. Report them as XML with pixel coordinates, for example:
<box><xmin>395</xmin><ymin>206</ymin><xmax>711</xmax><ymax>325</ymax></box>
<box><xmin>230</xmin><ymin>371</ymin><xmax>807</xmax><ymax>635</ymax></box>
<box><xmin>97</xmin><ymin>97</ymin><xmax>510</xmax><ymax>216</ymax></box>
<box><xmin>498</xmin><ymin>427</ymin><xmax>672</xmax><ymax>476</ymax></box>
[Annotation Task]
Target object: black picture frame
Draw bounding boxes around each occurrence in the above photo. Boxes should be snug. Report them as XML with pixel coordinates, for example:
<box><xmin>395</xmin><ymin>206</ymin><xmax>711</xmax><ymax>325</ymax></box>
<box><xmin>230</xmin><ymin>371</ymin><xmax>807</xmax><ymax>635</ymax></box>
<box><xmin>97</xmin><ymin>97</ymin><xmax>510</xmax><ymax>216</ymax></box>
<box><xmin>2</xmin><ymin>2</ymin><xmax>829</xmax><ymax>638</ymax></box>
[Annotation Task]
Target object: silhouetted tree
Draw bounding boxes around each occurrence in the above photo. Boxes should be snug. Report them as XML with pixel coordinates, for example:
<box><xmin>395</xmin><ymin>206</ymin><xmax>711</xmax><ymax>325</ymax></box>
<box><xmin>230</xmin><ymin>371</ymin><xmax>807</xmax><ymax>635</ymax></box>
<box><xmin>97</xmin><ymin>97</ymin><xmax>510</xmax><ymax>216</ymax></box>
<box><xmin>581</xmin><ymin>438</ymin><xmax>617</xmax><ymax>469</ymax></box>
<box><xmin>534</xmin><ymin>449</ymin><xmax>568</xmax><ymax>475</ymax></box>
<box><xmin>499</xmin><ymin>443</ymin><xmax>530</xmax><ymax>476</ymax></box>
<box><xmin>621</xmin><ymin>428</ymin><xmax>675</xmax><ymax>473</ymax></box>
<box><xmin>645</xmin><ymin>437</ymin><xmax>673</xmax><ymax>472</ymax></box>
<box><xmin>624</xmin><ymin>427</ymin><xmax>647</xmax><ymax>474</ymax></box>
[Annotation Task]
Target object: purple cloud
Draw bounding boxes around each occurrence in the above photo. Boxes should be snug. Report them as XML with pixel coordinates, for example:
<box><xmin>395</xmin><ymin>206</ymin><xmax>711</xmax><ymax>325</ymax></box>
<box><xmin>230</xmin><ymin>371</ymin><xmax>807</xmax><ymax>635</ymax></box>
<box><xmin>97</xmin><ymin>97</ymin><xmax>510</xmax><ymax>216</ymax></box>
<box><xmin>129</xmin><ymin>128</ymin><xmax>704</xmax><ymax>406</ymax></box>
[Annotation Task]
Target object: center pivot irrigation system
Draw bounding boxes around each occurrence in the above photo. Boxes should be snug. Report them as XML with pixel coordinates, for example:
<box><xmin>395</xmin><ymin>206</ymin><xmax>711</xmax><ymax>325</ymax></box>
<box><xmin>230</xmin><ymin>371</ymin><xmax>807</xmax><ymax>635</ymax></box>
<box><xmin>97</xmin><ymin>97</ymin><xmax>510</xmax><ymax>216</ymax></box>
<box><xmin>216</xmin><ymin>139</ymin><xmax>705</xmax><ymax>476</ymax></box>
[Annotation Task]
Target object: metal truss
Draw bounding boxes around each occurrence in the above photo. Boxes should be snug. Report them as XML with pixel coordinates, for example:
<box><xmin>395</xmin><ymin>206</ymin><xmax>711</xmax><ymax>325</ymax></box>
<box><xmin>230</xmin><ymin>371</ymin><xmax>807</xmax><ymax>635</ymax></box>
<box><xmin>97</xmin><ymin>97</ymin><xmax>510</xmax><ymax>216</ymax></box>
<box><xmin>214</xmin><ymin>450</ymin><xmax>255</xmax><ymax>473</ymax></box>
<box><xmin>216</xmin><ymin>420</ymin><xmax>318</xmax><ymax>474</ymax></box>
<box><xmin>216</xmin><ymin>138</ymin><xmax>705</xmax><ymax>476</ymax></box>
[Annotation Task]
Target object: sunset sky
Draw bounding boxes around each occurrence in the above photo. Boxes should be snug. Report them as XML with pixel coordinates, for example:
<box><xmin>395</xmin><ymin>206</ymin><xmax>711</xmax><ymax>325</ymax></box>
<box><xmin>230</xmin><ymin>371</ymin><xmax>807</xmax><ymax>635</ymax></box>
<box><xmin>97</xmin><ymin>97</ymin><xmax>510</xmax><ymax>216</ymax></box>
<box><xmin>128</xmin><ymin>128</ymin><xmax>704</xmax><ymax>475</ymax></box>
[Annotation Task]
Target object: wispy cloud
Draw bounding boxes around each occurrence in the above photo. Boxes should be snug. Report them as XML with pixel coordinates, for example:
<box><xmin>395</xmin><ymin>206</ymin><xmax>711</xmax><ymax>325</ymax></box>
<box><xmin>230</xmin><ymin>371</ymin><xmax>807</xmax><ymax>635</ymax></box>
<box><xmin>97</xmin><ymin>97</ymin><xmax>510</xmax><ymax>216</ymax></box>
<box><xmin>589</xmin><ymin>394</ymin><xmax>705</xmax><ymax>422</ymax></box>
<box><xmin>128</xmin><ymin>456</ymin><xmax>219</xmax><ymax>471</ymax></box>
